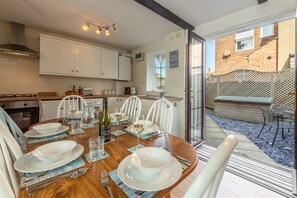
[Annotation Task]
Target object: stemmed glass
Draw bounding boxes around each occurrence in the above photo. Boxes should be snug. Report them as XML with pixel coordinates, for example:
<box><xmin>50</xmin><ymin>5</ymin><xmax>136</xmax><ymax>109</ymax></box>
<box><xmin>81</xmin><ymin>104</ymin><xmax>95</xmax><ymax>128</ymax></box>
<box><xmin>113</xmin><ymin>108</ymin><xmax>123</xmax><ymax>134</ymax></box>
<box><xmin>131</xmin><ymin>115</ymin><xmax>145</xmax><ymax>150</ymax></box>
<box><xmin>68</xmin><ymin>104</ymin><xmax>77</xmax><ymax>118</ymax></box>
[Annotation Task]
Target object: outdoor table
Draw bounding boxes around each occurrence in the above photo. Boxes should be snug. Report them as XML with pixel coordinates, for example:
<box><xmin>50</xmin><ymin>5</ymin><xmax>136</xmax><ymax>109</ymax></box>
<box><xmin>18</xmin><ymin>119</ymin><xmax>198</xmax><ymax>198</ymax></box>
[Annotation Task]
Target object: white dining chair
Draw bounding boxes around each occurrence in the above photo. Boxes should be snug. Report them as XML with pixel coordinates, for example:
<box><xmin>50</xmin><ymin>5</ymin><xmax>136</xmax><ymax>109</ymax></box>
<box><xmin>146</xmin><ymin>98</ymin><xmax>173</xmax><ymax>133</ymax></box>
<box><xmin>120</xmin><ymin>96</ymin><xmax>142</xmax><ymax>118</ymax></box>
<box><xmin>0</xmin><ymin>169</ymin><xmax>15</xmax><ymax>198</ymax></box>
<box><xmin>57</xmin><ymin>95</ymin><xmax>87</xmax><ymax>118</ymax></box>
<box><xmin>0</xmin><ymin>107</ymin><xmax>27</xmax><ymax>152</ymax></box>
<box><xmin>0</xmin><ymin>133</ymin><xmax>19</xmax><ymax>197</ymax></box>
<box><xmin>0</xmin><ymin>121</ymin><xmax>23</xmax><ymax>160</ymax></box>
<box><xmin>184</xmin><ymin>135</ymin><xmax>238</xmax><ymax>198</ymax></box>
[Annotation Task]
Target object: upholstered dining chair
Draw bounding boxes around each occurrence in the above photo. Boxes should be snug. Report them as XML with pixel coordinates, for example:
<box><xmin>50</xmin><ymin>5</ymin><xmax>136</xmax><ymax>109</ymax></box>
<box><xmin>184</xmin><ymin>135</ymin><xmax>238</xmax><ymax>198</ymax></box>
<box><xmin>120</xmin><ymin>96</ymin><xmax>142</xmax><ymax>118</ymax></box>
<box><xmin>0</xmin><ymin>131</ymin><xmax>20</xmax><ymax>197</ymax></box>
<box><xmin>57</xmin><ymin>95</ymin><xmax>87</xmax><ymax>118</ymax></box>
<box><xmin>0</xmin><ymin>107</ymin><xmax>27</xmax><ymax>152</ymax></box>
<box><xmin>146</xmin><ymin>98</ymin><xmax>173</xmax><ymax>133</ymax></box>
<box><xmin>0</xmin><ymin>169</ymin><xmax>15</xmax><ymax>198</ymax></box>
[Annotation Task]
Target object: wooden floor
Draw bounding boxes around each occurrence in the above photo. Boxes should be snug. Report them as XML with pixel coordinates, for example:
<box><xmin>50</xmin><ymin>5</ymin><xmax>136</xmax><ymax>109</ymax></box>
<box><xmin>170</xmin><ymin>160</ymin><xmax>285</xmax><ymax>198</ymax></box>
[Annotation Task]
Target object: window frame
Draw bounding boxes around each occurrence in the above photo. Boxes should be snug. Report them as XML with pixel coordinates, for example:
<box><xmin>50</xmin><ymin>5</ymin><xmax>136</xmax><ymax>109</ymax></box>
<box><xmin>235</xmin><ymin>30</ymin><xmax>254</xmax><ymax>51</ymax></box>
<box><xmin>260</xmin><ymin>24</ymin><xmax>275</xmax><ymax>38</ymax></box>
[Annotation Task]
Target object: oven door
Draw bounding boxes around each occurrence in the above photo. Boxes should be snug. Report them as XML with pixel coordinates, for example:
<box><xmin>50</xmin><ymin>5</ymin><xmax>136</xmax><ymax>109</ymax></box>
<box><xmin>4</xmin><ymin>107</ymin><xmax>39</xmax><ymax>132</ymax></box>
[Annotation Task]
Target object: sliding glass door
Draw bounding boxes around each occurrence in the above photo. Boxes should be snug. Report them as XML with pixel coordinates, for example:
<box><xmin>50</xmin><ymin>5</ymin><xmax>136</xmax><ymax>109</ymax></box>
<box><xmin>186</xmin><ymin>30</ymin><xmax>205</xmax><ymax>146</ymax></box>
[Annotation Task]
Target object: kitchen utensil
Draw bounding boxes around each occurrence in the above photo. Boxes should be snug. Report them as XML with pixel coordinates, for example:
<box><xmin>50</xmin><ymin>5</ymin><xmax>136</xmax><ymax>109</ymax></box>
<box><xmin>26</xmin><ymin>168</ymin><xmax>89</xmax><ymax>195</ymax></box>
<box><xmin>130</xmin><ymin>88</ymin><xmax>137</xmax><ymax>95</ymax></box>
<box><xmin>100</xmin><ymin>169</ymin><xmax>114</xmax><ymax>198</ymax></box>
<box><xmin>124</xmin><ymin>87</ymin><xmax>131</xmax><ymax>95</ymax></box>
<box><xmin>82</xmin><ymin>88</ymin><xmax>94</xmax><ymax>96</ymax></box>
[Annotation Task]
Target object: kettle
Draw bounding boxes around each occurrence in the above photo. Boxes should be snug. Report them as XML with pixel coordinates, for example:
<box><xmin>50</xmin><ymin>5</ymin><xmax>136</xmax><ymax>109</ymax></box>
<box><xmin>130</xmin><ymin>88</ymin><xmax>137</xmax><ymax>95</ymax></box>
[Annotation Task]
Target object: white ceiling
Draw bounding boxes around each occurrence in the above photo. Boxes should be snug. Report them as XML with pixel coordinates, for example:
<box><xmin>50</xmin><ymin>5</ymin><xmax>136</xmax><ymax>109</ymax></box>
<box><xmin>0</xmin><ymin>0</ymin><xmax>259</xmax><ymax>50</ymax></box>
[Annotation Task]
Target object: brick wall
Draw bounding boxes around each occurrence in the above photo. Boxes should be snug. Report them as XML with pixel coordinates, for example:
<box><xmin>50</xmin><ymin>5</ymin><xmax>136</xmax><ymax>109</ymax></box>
<box><xmin>215</xmin><ymin>25</ymin><xmax>278</xmax><ymax>75</ymax></box>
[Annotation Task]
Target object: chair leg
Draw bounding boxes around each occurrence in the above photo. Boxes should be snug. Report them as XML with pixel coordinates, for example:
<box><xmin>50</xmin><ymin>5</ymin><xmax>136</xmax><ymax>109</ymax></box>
<box><xmin>282</xmin><ymin>129</ymin><xmax>284</xmax><ymax>139</ymax></box>
<box><xmin>268</xmin><ymin>126</ymin><xmax>272</xmax><ymax>131</ymax></box>
<box><xmin>257</xmin><ymin>124</ymin><xmax>266</xmax><ymax>138</ymax></box>
<box><xmin>271</xmin><ymin>129</ymin><xmax>279</xmax><ymax>147</ymax></box>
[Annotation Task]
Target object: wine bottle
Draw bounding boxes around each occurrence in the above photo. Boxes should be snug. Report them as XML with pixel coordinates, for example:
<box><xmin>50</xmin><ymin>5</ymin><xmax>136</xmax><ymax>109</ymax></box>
<box><xmin>99</xmin><ymin>98</ymin><xmax>111</xmax><ymax>142</ymax></box>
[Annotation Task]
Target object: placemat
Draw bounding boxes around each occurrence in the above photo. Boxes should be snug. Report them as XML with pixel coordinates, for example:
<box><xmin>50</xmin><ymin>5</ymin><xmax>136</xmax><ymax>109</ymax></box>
<box><xmin>128</xmin><ymin>145</ymin><xmax>145</xmax><ymax>153</ymax></box>
<box><xmin>27</xmin><ymin>132</ymin><xmax>68</xmax><ymax>144</ymax></box>
<box><xmin>21</xmin><ymin>157</ymin><xmax>85</xmax><ymax>187</ymax></box>
<box><xmin>84</xmin><ymin>150</ymin><xmax>110</xmax><ymax>163</ymax></box>
<box><xmin>68</xmin><ymin>129</ymin><xmax>85</xmax><ymax>135</ymax></box>
<box><xmin>109</xmin><ymin>169</ymin><xmax>158</xmax><ymax>198</ymax></box>
<box><xmin>111</xmin><ymin>130</ymin><xmax>126</xmax><ymax>136</ymax></box>
<box><xmin>124</xmin><ymin>128</ymin><xmax>160</xmax><ymax>140</ymax></box>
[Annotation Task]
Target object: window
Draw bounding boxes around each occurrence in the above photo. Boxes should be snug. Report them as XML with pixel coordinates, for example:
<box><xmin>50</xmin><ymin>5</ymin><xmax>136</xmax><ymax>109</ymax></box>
<box><xmin>235</xmin><ymin>30</ymin><xmax>254</xmax><ymax>51</ymax></box>
<box><xmin>146</xmin><ymin>49</ymin><xmax>166</xmax><ymax>91</ymax></box>
<box><xmin>260</xmin><ymin>24</ymin><xmax>274</xmax><ymax>38</ymax></box>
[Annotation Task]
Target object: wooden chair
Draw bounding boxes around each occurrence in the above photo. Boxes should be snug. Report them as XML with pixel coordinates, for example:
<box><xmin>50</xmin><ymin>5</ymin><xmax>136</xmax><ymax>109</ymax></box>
<box><xmin>120</xmin><ymin>96</ymin><xmax>142</xmax><ymax>118</ymax></box>
<box><xmin>0</xmin><ymin>108</ymin><xmax>27</xmax><ymax>152</ymax></box>
<box><xmin>57</xmin><ymin>95</ymin><xmax>87</xmax><ymax>118</ymax></box>
<box><xmin>146</xmin><ymin>98</ymin><xmax>173</xmax><ymax>133</ymax></box>
<box><xmin>0</xmin><ymin>170</ymin><xmax>15</xmax><ymax>198</ymax></box>
<box><xmin>184</xmin><ymin>135</ymin><xmax>238</xmax><ymax>198</ymax></box>
<box><xmin>0</xmin><ymin>130</ymin><xmax>20</xmax><ymax>197</ymax></box>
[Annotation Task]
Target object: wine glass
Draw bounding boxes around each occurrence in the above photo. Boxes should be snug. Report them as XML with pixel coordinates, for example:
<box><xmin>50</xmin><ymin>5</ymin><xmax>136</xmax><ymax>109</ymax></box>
<box><xmin>68</xmin><ymin>104</ymin><xmax>77</xmax><ymax>118</ymax></box>
<box><xmin>81</xmin><ymin>104</ymin><xmax>95</xmax><ymax>128</ymax></box>
<box><xmin>113</xmin><ymin>108</ymin><xmax>123</xmax><ymax>134</ymax></box>
<box><xmin>131</xmin><ymin>115</ymin><xmax>145</xmax><ymax>150</ymax></box>
<box><xmin>93</xmin><ymin>101</ymin><xmax>101</xmax><ymax>123</ymax></box>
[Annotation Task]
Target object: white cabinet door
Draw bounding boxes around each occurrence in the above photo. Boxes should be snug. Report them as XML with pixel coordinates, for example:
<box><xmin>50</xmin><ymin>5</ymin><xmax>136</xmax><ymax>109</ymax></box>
<box><xmin>101</xmin><ymin>49</ymin><xmax>119</xmax><ymax>79</ymax></box>
<box><xmin>40</xmin><ymin>100</ymin><xmax>61</xmax><ymax>121</ymax></box>
<box><xmin>118</xmin><ymin>56</ymin><xmax>131</xmax><ymax>81</ymax></box>
<box><xmin>75</xmin><ymin>44</ymin><xmax>101</xmax><ymax>78</ymax></box>
<box><xmin>40</xmin><ymin>35</ymin><xmax>75</xmax><ymax>75</ymax></box>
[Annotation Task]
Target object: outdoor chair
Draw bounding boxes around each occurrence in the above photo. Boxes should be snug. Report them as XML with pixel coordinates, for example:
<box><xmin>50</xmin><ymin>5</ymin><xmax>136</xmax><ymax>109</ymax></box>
<box><xmin>184</xmin><ymin>135</ymin><xmax>238</xmax><ymax>198</ymax></box>
<box><xmin>257</xmin><ymin>107</ymin><xmax>294</xmax><ymax>146</ymax></box>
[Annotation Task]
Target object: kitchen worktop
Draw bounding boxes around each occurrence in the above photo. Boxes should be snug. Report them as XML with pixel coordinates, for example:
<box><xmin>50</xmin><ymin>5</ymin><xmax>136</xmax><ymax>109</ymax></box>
<box><xmin>0</xmin><ymin>94</ymin><xmax>183</xmax><ymax>102</ymax></box>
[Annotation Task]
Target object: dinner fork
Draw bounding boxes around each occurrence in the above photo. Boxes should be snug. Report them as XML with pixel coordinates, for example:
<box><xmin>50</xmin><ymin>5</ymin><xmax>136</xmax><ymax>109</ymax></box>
<box><xmin>100</xmin><ymin>169</ymin><xmax>114</xmax><ymax>198</ymax></box>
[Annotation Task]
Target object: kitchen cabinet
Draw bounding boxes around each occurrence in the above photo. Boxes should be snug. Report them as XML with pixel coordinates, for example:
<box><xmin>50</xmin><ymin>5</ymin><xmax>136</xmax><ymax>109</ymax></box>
<box><xmin>118</xmin><ymin>56</ymin><xmax>131</xmax><ymax>81</ymax></box>
<box><xmin>40</xmin><ymin>34</ymin><xmax>118</xmax><ymax>79</ymax></box>
<box><xmin>101</xmin><ymin>49</ymin><xmax>119</xmax><ymax>79</ymax></box>
<box><xmin>108</xmin><ymin>97</ymin><xmax>126</xmax><ymax>112</ymax></box>
<box><xmin>40</xmin><ymin>35</ymin><xmax>75</xmax><ymax>75</ymax></box>
<box><xmin>75</xmin><ymin>44</ymin><xmax>101</xmax><ymax>78</ymax></box>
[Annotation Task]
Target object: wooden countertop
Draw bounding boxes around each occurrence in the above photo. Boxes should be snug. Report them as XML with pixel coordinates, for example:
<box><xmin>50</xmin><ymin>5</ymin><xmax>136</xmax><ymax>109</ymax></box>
<box><xmin>0</xmin><ymin>95</ymin><xmax>183</xmax><ymax>102</ymax></box>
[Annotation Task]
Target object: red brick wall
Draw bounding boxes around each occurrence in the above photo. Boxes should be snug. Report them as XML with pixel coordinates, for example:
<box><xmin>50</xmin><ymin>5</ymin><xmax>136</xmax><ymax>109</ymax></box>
<box><xmin>215</xmin><ymin>25</ymin><xmax>278</xmax><ymax>74</ymax></box>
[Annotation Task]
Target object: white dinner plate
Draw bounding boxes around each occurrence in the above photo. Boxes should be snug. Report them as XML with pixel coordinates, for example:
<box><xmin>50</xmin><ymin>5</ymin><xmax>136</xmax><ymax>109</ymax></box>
<box><xmin>24</xmin><ymin>126</ymin><xmax>69</xmax><ymax>138</ymax></box>
<box><xmin>14</xmin><ymin>144</ymin><xmax>84</xmax><ymax>173</ymax></box>
<box><xmin>118</xmin><ymin>154</ymin><xmax>182</xmax><ymax>191</ymax></box>
<box><xmin>125</xmin><ymin>124</ymin><xmax>159</xmax><ymax>135</ymax></box>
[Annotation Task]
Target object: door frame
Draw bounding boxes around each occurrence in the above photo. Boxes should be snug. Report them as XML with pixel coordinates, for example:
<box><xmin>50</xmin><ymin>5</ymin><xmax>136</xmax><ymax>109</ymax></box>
<box><xmin>185</xmin><ymin>30</ymin><xmax>206</xmax><ymax>145</ymax></box>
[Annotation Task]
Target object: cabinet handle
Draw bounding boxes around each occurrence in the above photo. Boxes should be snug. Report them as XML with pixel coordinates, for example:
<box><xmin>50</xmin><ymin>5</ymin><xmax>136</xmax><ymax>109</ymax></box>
<box><xmin>71</xmin><ymin>69</ymin><xmax>74</xmax><ymax>72</ymax></box>
<box><xmin>102</xmin><ymin>73</ymin><xmax>104</xmax><ymax>75</ymax></box>
<box><xmin>76</xmin><ymin>70</ymin><xmax>78</xmax><ymax>73</ymax></box>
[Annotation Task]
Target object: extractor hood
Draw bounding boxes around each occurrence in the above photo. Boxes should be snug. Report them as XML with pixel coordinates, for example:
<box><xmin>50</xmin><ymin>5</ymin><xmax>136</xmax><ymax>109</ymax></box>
<box><xmin>0</xmin><ymin>22</ymin><xmax>39</xmax><ymax>58</ymax></box>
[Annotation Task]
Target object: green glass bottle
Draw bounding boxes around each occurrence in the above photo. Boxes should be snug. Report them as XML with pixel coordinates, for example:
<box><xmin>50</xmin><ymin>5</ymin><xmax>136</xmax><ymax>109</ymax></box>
<box><xmin>99</xmin><ymin>98</ymin><xmax>111</xmax><ymax>142</ymax></box>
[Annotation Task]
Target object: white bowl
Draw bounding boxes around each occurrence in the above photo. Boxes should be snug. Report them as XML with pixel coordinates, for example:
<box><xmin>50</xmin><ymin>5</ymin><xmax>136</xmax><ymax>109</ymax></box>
<box><xmin>33</xmin><ymin>123</ymin><xmax>62</xmax><ymax>134</ymax></box>
<box><xmin>32</xmin><ymin>140</ymin><xmax>77</xmax><ymax>162</ymax></box>
<box><xmin>131</xmin><ymin>147</ymin><xmax>172</xmax><ymax>175</ymax></box>
<box><xmin>136</xmin><ymin>120</ymin><xmax>154</xmax><ymax>127</ymax></box>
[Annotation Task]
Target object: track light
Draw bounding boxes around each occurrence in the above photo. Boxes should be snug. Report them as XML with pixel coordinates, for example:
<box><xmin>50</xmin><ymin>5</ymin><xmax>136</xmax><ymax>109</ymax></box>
<box><xmin>82</xmin><ymin>23</ymin><xmax>117</xmax><ymax>36</ymax></box>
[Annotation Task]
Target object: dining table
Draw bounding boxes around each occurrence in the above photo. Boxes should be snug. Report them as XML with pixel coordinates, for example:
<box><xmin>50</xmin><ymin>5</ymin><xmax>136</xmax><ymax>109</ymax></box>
<box><xmin>18</xmin><ymin>119</ymin><xmax>198</xmax><ymax>198</ymax></box>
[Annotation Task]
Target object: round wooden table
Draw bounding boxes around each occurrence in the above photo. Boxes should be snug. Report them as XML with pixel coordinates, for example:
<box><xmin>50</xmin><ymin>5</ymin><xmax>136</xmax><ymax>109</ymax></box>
<box><xmin>18</xmin><ymin>120</ymin><xmax>198</xmax><ymax>198</ymax></box>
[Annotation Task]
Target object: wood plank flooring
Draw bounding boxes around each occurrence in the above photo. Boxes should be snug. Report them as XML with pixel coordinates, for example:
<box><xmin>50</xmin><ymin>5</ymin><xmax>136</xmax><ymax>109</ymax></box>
<box><xmin>170</xmin><ymin>160</ymin><xmax>285</xmax><ymax>198</ymax></box>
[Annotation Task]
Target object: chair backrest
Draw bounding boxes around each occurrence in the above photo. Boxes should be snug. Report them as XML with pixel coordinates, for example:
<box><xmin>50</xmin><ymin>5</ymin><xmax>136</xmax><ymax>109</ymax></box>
<box><xmin>0</xmin><ymin>169</ymin><xmax>15</xmax><ymax>198</ymax></box>
<box><xmin>120</xmin><ymin>96</ymin><xmax>142</xmax><ymax>118</ymax></box>
<box><xmin>184</xmin><ymin>135</ymin><xmax>238</xmax><ymax>198</ymax></box>
<box><xmin>0</xmin><ymin>121</ymin><xmax>23</xmax><ymax>160</ymax></box>
<box><xmin>57</xmin><ymin>95</ymin><xmax>87</xmax><ymax>118</ymax></box>
<box><xmin>146</xmin><ymin>98</ymin><xmax>173</xmax><ymax>133</ymax></box>
<box><xmin>0</xmin><ymin>132</ymin><xmax>19</xmax><ymax>197</ymax></box>
<box><xmin>259</xmin><ymin>107</ymin><xmax>275</xmax><ymax>124</ymax></box>
<box><xmin>270</xmin><ymin>103</ymin><xmax>292</xmax><ymax>117</ymax></box>
<box><xmin>0</xmin><ymin>108</ymin><xmax>27</xmax><ymax>152</ymax></box>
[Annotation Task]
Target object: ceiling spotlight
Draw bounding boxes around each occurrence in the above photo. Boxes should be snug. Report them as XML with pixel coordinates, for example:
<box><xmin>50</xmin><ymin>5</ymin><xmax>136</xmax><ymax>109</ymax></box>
<box><xmin>105</xmin><ymin>28</ymin><xmax>110</xmax><ymax>36</ymax></box>
<box><xmin>96</xmin><ymin>28</ymin><xmax>101</xmax><ymax>35</ymax></box>
<box><xmin>83</xmin><ymin>24</ymin><xmax>90</xmax><ymax>31</ymax></box>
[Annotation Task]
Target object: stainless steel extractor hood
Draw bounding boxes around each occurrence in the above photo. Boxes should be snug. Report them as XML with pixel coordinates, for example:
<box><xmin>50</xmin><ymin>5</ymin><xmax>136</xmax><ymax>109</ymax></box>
<box><xmin>0</xmin><ymin>22</ymin><xmax>39</xmax><ymax>58</ymax></box>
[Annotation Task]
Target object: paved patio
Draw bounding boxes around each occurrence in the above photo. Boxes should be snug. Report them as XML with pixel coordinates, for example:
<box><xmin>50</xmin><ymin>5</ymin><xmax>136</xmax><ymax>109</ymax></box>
<box><xmin>205</xmin><ymin>115</ymin><xmax>279</xmax><ymax>166</ymax></box>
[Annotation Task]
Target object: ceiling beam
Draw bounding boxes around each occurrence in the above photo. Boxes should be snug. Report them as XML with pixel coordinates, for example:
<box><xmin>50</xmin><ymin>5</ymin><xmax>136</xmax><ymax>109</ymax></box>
<box><xmin>134</xmin><ymin>0</ymin><xmax>195</xmax><ymax>30</ymax></box>
<box><xmin>257</xmin><ymin>0</ymin><xmax>268</xmax><ymax>5</ymax></box>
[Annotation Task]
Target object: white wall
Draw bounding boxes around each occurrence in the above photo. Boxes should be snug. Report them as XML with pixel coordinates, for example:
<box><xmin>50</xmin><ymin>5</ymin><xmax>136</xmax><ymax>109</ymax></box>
<box><xmin>0</xmin><ymin>21</ymin><xmax>128</xmax><ymax>95</ymax></box>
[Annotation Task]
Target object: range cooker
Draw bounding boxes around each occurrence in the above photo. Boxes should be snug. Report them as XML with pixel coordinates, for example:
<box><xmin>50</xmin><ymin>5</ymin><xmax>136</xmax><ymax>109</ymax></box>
<box><xmin>0</xmin><ymin>94</ymin><xmax>39</xmax><ymax>132</ymax></box>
